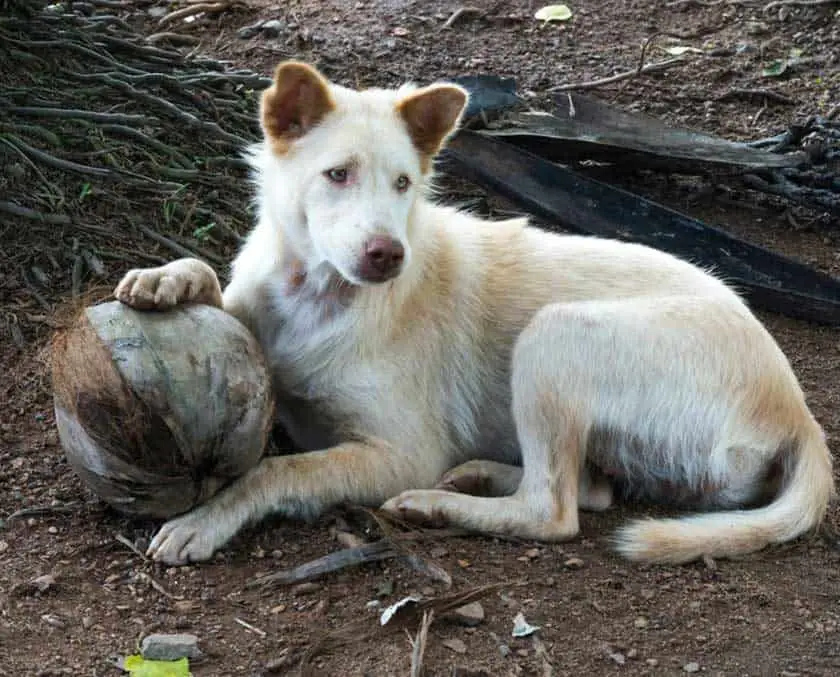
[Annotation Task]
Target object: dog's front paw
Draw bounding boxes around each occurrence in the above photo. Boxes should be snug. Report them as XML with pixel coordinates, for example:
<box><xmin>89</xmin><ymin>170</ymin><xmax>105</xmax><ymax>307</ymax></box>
<box><xmin>146</xmin><ymin>506</ymin><xmax>233</xmax><ymax>565</ymax></box>
<box><xmin>115</xmin><ymin>258</ymin><xmax>221</xmax><ymax>311</ymax></box>
<box><xmin>381</xmin><ymin>490</ymin><xmax>451</xmax><ymax>528</ymax></box>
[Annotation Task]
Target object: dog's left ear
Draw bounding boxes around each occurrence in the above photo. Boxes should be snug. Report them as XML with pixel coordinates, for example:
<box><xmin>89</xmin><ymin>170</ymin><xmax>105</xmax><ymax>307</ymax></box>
<box><xmin>396</xmin><ymin>84</ymin><xmax>468</xmax><ymax>168</ymax></box>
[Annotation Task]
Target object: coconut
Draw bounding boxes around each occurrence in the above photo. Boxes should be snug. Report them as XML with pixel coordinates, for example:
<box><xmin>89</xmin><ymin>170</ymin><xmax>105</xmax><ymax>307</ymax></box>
<box><xmin>51</xmin><ymin>300</ymin><xmax>274</xmax><ymax>519</ymax></box>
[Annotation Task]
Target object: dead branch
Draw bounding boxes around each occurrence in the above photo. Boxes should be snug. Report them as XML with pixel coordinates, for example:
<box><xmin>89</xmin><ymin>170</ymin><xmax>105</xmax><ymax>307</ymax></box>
<box><xmin>441</xmin><ymin>6</ymin><xmax>483</xmax><ymax>30</ymax></box>
<box><xmin>763</xmin><ymin>0</ymin><xmax>840</xmax><ymax>12</ymax></box>
<box><xmin>549</xmin><ymin>57</ymin><xmax>689</xmax><ymax>92</ymax></box>
<box><xmin>408</xmin><ymin>611</ymin><xmax>434</xmax><ymax>677</ymax></box>
<box><xmin>717</xmin><ymin>88</ymin><xmax>797</xmax><ymax>105</ymax></box>
<box><xmin>157</xmin><ymin>1</ymin><xmax>240</xmax><ymax>29</ymax></box>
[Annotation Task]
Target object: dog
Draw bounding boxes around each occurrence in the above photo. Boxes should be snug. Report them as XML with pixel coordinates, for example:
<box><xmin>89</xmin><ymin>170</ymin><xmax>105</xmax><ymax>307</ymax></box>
<box><xmin>115</xmin><ymin>60</ymin><xmax>834</xmax><ymax>566</ymax></box>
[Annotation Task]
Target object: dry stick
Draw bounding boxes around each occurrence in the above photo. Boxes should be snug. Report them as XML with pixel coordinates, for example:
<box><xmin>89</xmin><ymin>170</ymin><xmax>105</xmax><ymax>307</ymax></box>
<box><xmin>548</xmin><ymin>56</ymin><xmax>688</xmax><ymax>92</ymax></box>
<box><xmin>763</xmin><ymin>0</ymin><xmax>840</xmax><ymax>11</ymax></box>
<box><xmin>408</xmin><ymin>610</ymin><xmax>434</xmax><ymax>677</ymax></box>
<box><xmin>717</xmin><ymin>88</ymin><xmax>796</xmax><ymax>105</ymax></box>
<box><xmin>157</xmin><ymin>2</ymin><xmax>236</xmax><ymax>29</ymax></box>
<box><xmin>441</xmin><ymin>6</ymin><xmax>483</xmax><ymax>30</ymax></box>
<box><xmin>245</xmin><ymin>540</ymin><xmax>396</xmax><ymax>588</ymax></box>
<box><xmin>146</xmin><ymin>32</ymin><xmax>201</xmax><ymax>46</ymax></box>
<box><xmin>299</xmin><ymin>582</ymin><xmax>514</xmax><ymax>674</ymax></box>
<box><xmin>134</xmin><ymin>223</ymin><xmax>221</xmax><ymax>264</ymax></box>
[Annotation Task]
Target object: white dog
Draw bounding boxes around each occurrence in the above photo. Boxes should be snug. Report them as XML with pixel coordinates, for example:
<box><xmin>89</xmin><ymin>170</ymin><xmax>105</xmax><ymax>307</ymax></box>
<box><xmin>115</xmin><ymin>60</ymin><xmax>834</xmax><ymax>566</ymax></box>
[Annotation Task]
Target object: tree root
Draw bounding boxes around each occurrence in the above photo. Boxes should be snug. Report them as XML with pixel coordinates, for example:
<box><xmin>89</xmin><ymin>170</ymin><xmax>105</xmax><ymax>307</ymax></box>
<box><xmin>0</xmin><ymin>0</ymin><xmax>269</xmax><ymax>335</ymax></box>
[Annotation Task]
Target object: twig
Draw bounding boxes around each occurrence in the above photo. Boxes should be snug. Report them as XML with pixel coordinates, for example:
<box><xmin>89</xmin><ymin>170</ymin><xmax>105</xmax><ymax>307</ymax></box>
<box><xmin>157</xmin><ymin>1</ymin><xmax>238</xmax><ymax>29</ymax></box>
<box><xmin>114</xmin><ymin>533</ymin><xmax>147</xmax><ymax>560</ymax></box>
<box><xmin>4</xmin><ymin>134</ymin><xmax>114</xmax><ymax>177</ymax></box>
<box><xmin>134</xmin><ymin>222</ymin><xmax>220</xmax><ymax>264</ymax></box>
<box><xmin>4</xmin><ymin>105</ymin><xmax>152</xmax><ymax>125</ymax></box>
<box><xmin>136</xmin><ymin>571</ymin><xmax>184</xmax><ymax>600</ymax></box>
<box><xmin>408</xmin><ymin>611</ymin><xmax>434</xmax><ymax>677</ymax></box>
<box><xmin>245</xmin><ymin>540</ymin><xmax>396</xmax><ymax>588</ymax></box>
<box><xmin>548</xmin><ymin>57</ymin><xmax>688</xmax><ymax>92</ymax></box>
<box><xmin>145</xmin><ymin>32</ymin><xmax>201</xmax><ymax>46</ymax></box>
<box><xmin>6</xmin><ymin>502</ymin><xmax>82</xmax><ymax>520</ymax></box>
<box><xmin>441</xmin><ymin>6</ymin><xmax>482</xmax><ymax>30</ymax></box>
<box><xmin>717</xmin><ymin>88</ymin><xmax>796</xmax><ymax>105</ymax></box>
<box><xmin>0</xmin><ymin>201</ymin><xmax>71</xmax><ymax>225</ymax></box>
<box><xmin>763</xmin><ymin>0</ymin><xmax>840</xmax><ymax>12</ymax></box>
<box><xmin>234</xmin><ymin>617</ymin><xmax>267</xmax><ymax>637</ymax></box>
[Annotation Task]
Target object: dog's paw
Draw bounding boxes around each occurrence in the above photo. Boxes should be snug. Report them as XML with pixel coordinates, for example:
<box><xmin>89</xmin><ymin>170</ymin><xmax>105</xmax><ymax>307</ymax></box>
<box><xmin>381</xmin><ymin>490</ymin><xmax>451</xmax><ymax>528</ymax></box>
<box><xmin>146</xmin><ymin>507</ymin><xmax>232</xmax><ymax>565</ymax></box>
<box><xmin>114</xmin><ymin>259</ymin><xmax>220</xmax><ymax>311</ymax></box>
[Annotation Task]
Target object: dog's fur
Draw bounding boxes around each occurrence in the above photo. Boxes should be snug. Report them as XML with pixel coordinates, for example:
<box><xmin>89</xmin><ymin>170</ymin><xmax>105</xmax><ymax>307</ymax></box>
<box><xmin>115</xmin><ymin>61</ymin><xmax>835</xmax><ymax>566</ymax></box>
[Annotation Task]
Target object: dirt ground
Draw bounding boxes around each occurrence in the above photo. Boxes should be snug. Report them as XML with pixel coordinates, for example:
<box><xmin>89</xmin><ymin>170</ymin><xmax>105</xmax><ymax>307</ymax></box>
<box><xmin>2</xmin><ymin>0</ymin><xmax>840</xmax><ymax>675</ymax></box>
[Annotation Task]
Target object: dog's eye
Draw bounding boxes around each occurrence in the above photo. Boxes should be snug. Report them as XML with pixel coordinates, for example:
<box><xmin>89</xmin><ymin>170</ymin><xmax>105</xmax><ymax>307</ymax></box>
<box><xmin>325</xmin><ymin>167</ymin><xmax>348</xmax><ymax>183</ymax></box>
<box><xmin>395</xmin><ymin>174</ymin><xmax>411</xmax><ymax>192</ymax></box>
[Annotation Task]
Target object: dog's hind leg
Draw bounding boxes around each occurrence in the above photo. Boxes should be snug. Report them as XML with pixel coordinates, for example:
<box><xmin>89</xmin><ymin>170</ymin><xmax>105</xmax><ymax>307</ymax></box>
<box><xmin>383</xmin><ymin>366</ymin><xmax>589</xmax><ymax>540</ymax></box>
<box><xmin>435</xmin><ymin>460</ymin><xmax>523</xmax><ymax>496</ymax></box>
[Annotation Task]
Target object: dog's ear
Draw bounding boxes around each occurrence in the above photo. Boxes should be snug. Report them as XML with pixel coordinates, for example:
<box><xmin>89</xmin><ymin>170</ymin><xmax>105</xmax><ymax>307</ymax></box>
<box><xmin>396</xmin><ymin>84</ymin><xmax>468</xmax><ymax>170</ymax></box>
<box><xmin>260</xmin><ymin>61</ymin><xmax>335</xmax><ymax>152</ymax></box>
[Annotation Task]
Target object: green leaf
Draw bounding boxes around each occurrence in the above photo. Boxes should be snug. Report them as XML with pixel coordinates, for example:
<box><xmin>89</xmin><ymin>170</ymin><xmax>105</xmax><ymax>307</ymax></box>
<box><xmin>123</xmin><ymin>655</ymin><xmax>191</xmax><ymax>677</ymax></box>
<box><xmin>534</xmin><ymin>4</ymin><xmax>573</xmax><ymax>22</ymax></box>
<box><xmin>762</xmin><ymin>59</ymin><xmax>788</xmax><ymax>77</ymax></box>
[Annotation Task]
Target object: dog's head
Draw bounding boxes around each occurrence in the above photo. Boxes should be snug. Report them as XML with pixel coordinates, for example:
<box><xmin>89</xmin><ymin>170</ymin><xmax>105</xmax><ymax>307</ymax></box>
<box><xmin>252</xmin><ymin>61</ymin><xmax>468</xmax><ymax>289</ymax></box>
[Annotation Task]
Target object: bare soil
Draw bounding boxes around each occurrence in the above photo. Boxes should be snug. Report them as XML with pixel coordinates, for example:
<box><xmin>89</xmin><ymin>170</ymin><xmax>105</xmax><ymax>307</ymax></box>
<box><xmin>2</xmin><ymin>1</ymin><xmax>839</xmax><ymax>676</ymax></box>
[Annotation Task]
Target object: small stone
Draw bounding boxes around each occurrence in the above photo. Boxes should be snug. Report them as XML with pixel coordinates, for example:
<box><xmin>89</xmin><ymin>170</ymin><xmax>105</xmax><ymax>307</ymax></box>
<box><xmin>48</xmin><ymin>526</ymin><xmax>58</xmax><ymax>534</ymax></box>
<box><xmin>430</xmin><ymin>547</ymin><xmax>448</xmax><ymax>558</ymax></box>
<box><xmin>515</xmin><ymin>648</ymin><xmax>529</xmax><ymax>658</ymax></box>
<box><xmin>376</xmin><ymin>579</ymin><xmax>394</xmax><ymax>597</ymax></box>
<box><xmin>744</xmin><ymin>20</ymin><xmax>769</xmax><ymax>35</ymax></box>
<box><xmin>563</xmin><ymin>557</ymin><xmax>584</xmax><ymax>569</ymax></box>
<box><xmin>609</xmin><ymin>652</ymin><xmax>626</xmax><ymax>665</ymax></box>
<box><xmin>81</xmin><ymin>616</ymin><xmax>93</xmax><ymax>630</ymax></box>
<box><xmin>523</xmin><ymin>548</ymin><xmax>540</xmax><ymax>559</ymax></box>
<box><xmin>314</xmin><ymin>599</ymin><xmax>329</xmax><ymax>614</ymax></box>
<box><xmin>499</xmin><ymin>644</ymin><xmax>511</xmax><ymax>658</ymax></box>
<box><xmin>41</xmin><ymin>614</ymin><xmax>65</xmax><ymax>628</ymax></box>
<box><xmin>634</xmin><ymin>616</ymin><xmax>649</xmax><ymax>629</ymax></box>
<box><xmin>0</xmin><ymin>541</ymin><xmax>8</xmax><ymax>554</ymax></box>
<box><xmin>627</xmin><ymin>648</ymin><xmax>639</xmax><ymax>659</ymax></box>
<box><xmin>442</xmin><ymin>637</ymin><xmax>467</xmax><ymax>654</ymax></box>
<box><xmin>292</xmin><ymin>582</ymin><xmax>321</xmax><ymax>596</ymax></box>
<box><xmin>261</xmin><ymin>19</ymin><xmax>286</xmax><ymax>37</ymax></box>
<box><xmin>141</xmin><ymin>633</ymin><xmax>201</xmax><ymax>661</ymax></box>
<box><xmin>646</xmin><ymin>658</ymin><xmax>659</xmax><ymax>667</ymax></box>
<box><xmin>451</xmin><ymin>602</ymin><xmax>485</xmax><ymax>627</ymax></box>
<box><xmin>237</xmin><ymin>21</ymin><xmax>263</xmax><ymax>39</ymax></box>
<box><xmin>684</xmin><ymin>662</ymin><xmax>701</xmax><ymax>673</ymax></box>
<box><xmin>147</xmin><ymin>6</ymin><xmax>167</xmax><ymax>18</ymax></box>
<box><xmin>270</xmin><ymin>604</ymin><xmax>287</xmax><ymax>614</ymax></box>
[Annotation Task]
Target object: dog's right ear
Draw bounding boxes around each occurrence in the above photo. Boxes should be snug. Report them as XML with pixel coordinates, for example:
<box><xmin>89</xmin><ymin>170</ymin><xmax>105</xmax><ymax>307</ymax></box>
<box><xmin>260</xmin><ymin>61</ymin><xmax>336</xmax><ymax>152</ymax></box>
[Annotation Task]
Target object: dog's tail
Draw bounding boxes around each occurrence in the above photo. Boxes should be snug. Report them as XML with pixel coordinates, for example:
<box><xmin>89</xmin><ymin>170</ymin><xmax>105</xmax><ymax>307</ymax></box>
<box><xmin>613</xmin><ymin>424</ymin><xmax>835</xmax><ymax>564</ymax></box>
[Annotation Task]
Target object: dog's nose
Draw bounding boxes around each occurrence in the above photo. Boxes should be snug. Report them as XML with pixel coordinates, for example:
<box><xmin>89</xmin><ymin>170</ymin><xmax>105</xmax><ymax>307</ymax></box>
<box><xmin>359</xmin><ymin>236</ymin><xmax>405</xmax><ymax>282</ymax></box>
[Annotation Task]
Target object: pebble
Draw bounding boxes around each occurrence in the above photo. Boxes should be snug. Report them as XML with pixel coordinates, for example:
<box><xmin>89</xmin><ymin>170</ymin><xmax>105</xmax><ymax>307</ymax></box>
<box><xmin>430</xmin><ymin>546</ymin><xmax>448</xmax><ymax>558</ymax></box>
<box><xmin>0</xmin><ymin>541</ymin><xmax>8</xmax><ymax>554</ymax></box>
<box><xmin>634</xmin><ymin>616</ymin><xmax>649</xmax><ymax>629</ymax></box>
<box><xmin>684</xmin><ymin>662</ymin><xmax>701</xmax><ymax>673</ymax></box>
<box><xmin>292</xmin><ymin>582</ymin><xmax>321</xmax><ymax>596</ymax></box>
<box><xmin>451</xmin><ymin>602</ymin><xmax>485</xmax><ymax>627</ymax></box>
<box><xmin>499</xmin><ymin>644</ymin><xmax>511</xmax><ymax>657</ymax></box>
<box><xmin>609</xmin><ymin>652</ymin><xmax>626</xmax><ymax>665</ymax></box>
<box><xmin>48</xmin><ymin>526</ymin><xmax>58</xmax><ymax>534</ymax></box>
<box><xmin>563</xmin><ymin>557</ymin><xmax>584</xmax><ymax>569</ymax></box>
<box><xmin>442</xmin><ymin>637</ymin><xmax>467</xmax><ymax>654</ymax></box>
<box><xmin>141</xmin><ymin>633</ymin><xmax>202</xmax><ymax>661</ymax></box>
<box><xmin>646</xmin><ymin>658</ymin><xmax>659</xmax><ymax>667</ymax></box>
<box><xmin>261</xmin><ymin>19</ymin><xmax>286</xmax><ymax>37</ymax></box>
